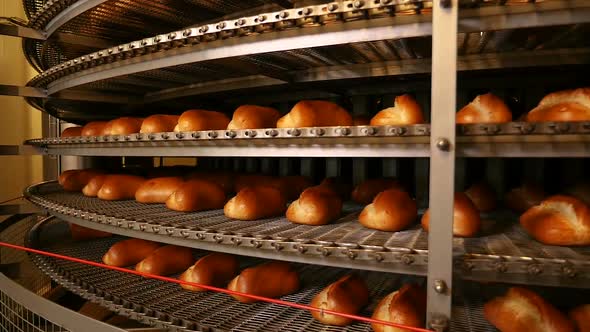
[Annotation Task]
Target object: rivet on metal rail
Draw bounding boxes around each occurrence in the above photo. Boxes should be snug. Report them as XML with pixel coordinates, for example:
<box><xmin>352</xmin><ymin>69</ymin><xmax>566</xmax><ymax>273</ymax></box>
<box><xmin>175</xmin><ymin>132</ymin><xmax>184</xmax><ymax>139</ymax></box>
<box><xmin>527</xmin><ymin>264</ymin><xmax>542</xmax><ymax>275</ymax></box>
<box><xmin>191</xmin><ymin>132</ymin><xmax>200</xmax><ymax>138</ymax></box>
<box><xmin>436</xmin><ymin>138</ymin><xmax>451</xmax><ymax>151</ymax></box>
<box><xmin>548</xmin><ymin>122</ymin><xmax>570</xmax><ymax>134</ymax></box>
<box><xmin>328</xmin><ymin>3</ymin><xmax>339</xmax><ymax>11</ymax></box>
<box><xmin>217</xmin><ymin>22</ymin><xmax>226</xmax><ymax>30</ymax></box>
<box><xmin>433</xmin><ymin>279</ymin><xmax>447</xmax><ymax>294</ymax></box>
<box><xmin>208</xmin><ymin>131</ymin><xmax>218</xmax><ymax>139</ymax></box>
<box><xmin>183</xmin><ymin>29</ymin><xmax>192</xmax><ymax>37</ymax></box>
<box><xmin>152</xmin><ymin>226</ymin><xmax>160</xmax><ymax>233</ymax></box>
<box><xmin>196</xmin><ymin>233</ymin><xmax>205</xmax><ymax>240</ymax></box>
<box><xmin>180</xmin><ymin>230</ymin><xmax>190</xmax><ymax>237</ymax></box>
<box><xmin>258</xmin><ymin>15</ymin><xmax>267</xmax><ymax>22</ymax></box>
<box><xmin>389</xmin><ymin>127</ymin><xmax>407</xmax><ymax>136</ymax></box>
<box><xmin>363</xmin><ymin>127</ymin><xmax>377</xmax><ymax>136</ymax></box>
<box><xmin>336</xmin><ymin>127</ymin><xmax>351</xmax><ymax>136</ymax></box>
<box><xmin>311</xmin><ymin>128</ymin><xmax>325</xmax><ymax>136</ymax></box>
<box><xmin>252</xmin><ymin>240</ymin><xmax>262</xmax><ymax>248</ymax></box>
<box><xmin>280</xmin><ymin>11</ymin><xmax>289</xmax><ymax>19</ymax></box>
<box><xmin>124</xmin><ymin>135</ymin><xmax>131</xmax><ymax>141</ymax></box>
<box><xmin>483</xmin><ymin>124</ymin><xmax>500</xmax><ymax>135</ymax></box>
<box><xmin>516</xmin><ymin>122</ymin><xmax>535</xmax><ymax>134</ymax></box>
<box><xmin>225</xmin><ymin>131</ymin><xmax>237</xmax><ymax>138</ymax></box>
<box><xmin>244</xmin><ymin>130</ymin><xmax>257</xmax><ymax>137</ymax></box>
<box><xmin>273</xmin><ymin>243</ymin><xmax>284</xmax><ymax>251</ymax></box>
<box><xmin>494</xmin><ymin>261</ymin><xmax>508</xmax><ymax>273</ymax></box>
<box><xmin>139</xmin><ymin>224</ymin><xmax>146</xmax><ymax>231</ymax></box>
<box><xmin>147</xmin><ymin>134</ymin><xmax>156</xmax><ymax>140</ymax></box>
<box><xmin>128</xmin><ymin>222</ymin><xmax>135</xmax><ymax>229</ymax></box>
<box><xmin>135</xmin><ymin>133</ymin><xmax>143</xmax><ymax>140</ymax></box>
<box><xmin>199</xmin><ymin>26</ymin><xmax>209</xmax><ymax>33</ymax></box>
<box><xmin>303</xmin><ymin>7</ymin><xmax>313</xmax><ymax>15</ymax></box>
<box><xmin>321</xmin><ymin>248</ymin><xmax>331</xmax><ymax>256</ymax></box>
<box><xmin>346</xmin><ymin>250</ymin><xmax>357</xmax><ymax>259</ymax></box>
<box><xmin>401</xmin><ymin>254</ymin><xmax>414</xmax><ymax>265</ymax></box>
<box><xmin>561</xmin><ymin>264</ymin><xmax>577</xmax><ymax>278</ymax></box>
<box><xmin>118</xmin><ymin>45</ymin><xmax>124</xmax><ymax>51</ymax></box>
<box><xmin>429</xmin><ymin>316</ymin><xmax>449</xmax><ymax>332</ymax></box>
<box><xmin>154</xmin><ymin>36</ymin><xmax>162</xmax><ymax>42</ymax></box>
<box><xmin>287</xmin><ymin>129</ymin><xmax>301</xmax><ymax>137</ymax></box>
<box><xmin>353</xmin><ymin>0</ymin><xmax>365</xmax><ymax>8</ymax></box>
<box><xmin>231</xmin><ymin>237</ymin><xmax>242</xmax><ymax>245</ymax></box>
<box><xmin>382</xmin><ymin>0</ymin><xmax>392</xmax><ymax>4</ymax></box>
<box><xmin>161</xmin><ymin>133</ymin><xmax>169</xmax><ymax>140</ymax></box>
<box><xmin>296</xmin><ymin>244</ymin><xmax>307</xmax><ymax>254</ymax></box>
<box><xmin>166</xmin><ymin>228</ymin><xmax>174</xmax><ymax>235</ymax></box>
<box><xmin>237</xmin><ymin>18</ymin><xmax>246</xmax><ymax>26</ymax></box>
<box><xmin>265</xmin><ymin>129</ymin><xmax>279</xmax><ymax>137</ymax></box>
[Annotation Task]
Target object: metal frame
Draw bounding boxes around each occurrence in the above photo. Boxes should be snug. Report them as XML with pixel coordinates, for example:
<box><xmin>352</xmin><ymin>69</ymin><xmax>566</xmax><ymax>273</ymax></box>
<box><xmin>0</xmin><ymin>274</ymin><xmax>125</xmax><ymax>331</ymax></box>
<box><xmin>427</xmin><ymin>0</ymin><xmax>457</xmax><ymax>329</ymax></box>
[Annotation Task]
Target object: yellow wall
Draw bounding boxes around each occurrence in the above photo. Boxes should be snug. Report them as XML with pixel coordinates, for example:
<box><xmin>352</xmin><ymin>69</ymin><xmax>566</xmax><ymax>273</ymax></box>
<box><xmin>0</xmin><ymin>1</ymin><xmax>43</xmax><ymax>201</ymax></box>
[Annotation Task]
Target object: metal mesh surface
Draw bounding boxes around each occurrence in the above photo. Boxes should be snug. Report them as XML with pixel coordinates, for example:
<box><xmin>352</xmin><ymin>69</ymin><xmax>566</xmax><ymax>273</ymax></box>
<box><xmin>0</xmin><ymin>291</ymin><xmax>70</xmax><ymax>332</ymax></box>
<box><xmin>27</xmin><ymin>218</ymin><xmax>501</xmax><ymax>331</ymax></box>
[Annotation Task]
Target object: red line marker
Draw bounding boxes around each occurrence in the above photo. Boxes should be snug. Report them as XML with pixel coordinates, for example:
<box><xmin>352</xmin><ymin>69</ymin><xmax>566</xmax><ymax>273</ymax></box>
<box><xmin>0</xmin><ymin>241</ymin><xmax>432</xmax><ymax>332</ymax></box>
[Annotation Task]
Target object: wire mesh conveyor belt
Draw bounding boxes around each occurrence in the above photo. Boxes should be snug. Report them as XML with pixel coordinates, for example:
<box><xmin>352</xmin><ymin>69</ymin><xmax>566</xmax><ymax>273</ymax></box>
<box><xmin>25</xmin><ymin>182</ymin><xmax>590</xmax><ymax>287</ymax></box>
<box><xmin>25</xmin><ymin>217</ymin><xmax>502</xmax><ymax>332</ymax></box>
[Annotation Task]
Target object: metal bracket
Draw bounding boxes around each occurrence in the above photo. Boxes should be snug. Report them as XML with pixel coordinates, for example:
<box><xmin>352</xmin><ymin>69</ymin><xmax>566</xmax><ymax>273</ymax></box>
<box><xmin>0</xmin><ymin>23</ymin><xmax>45</xmax><ymax>40</ymax></box>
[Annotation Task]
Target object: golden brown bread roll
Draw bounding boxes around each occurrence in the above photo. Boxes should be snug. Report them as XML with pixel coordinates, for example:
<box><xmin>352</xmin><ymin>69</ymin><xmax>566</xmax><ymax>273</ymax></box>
<box><xmin>174</xmin><ymin>110</ymin><xmax>230</xmax><ymax>132</ymax></box>
<box><xmin>569</xmin><ymin>304</ymin><xmax>590</xmax><ymax>332</ymax></box>
<box><xmin>320</xmin><ymin>177</ymin><xmax>352</xmax><ymax>200</ymax></box>
<box><xmin>59</xmin><ymin>169</ymin><xmax>104</xmax><ymax>192</ymax></box>
<box><xmin>280</xmin><ymin>175</ymin><xmax>314</xmax><ymax>201</ymax></box>
<box><xmin>140</xmin><ymin>114</ymin><xmax>179</xmax><ymax>133</ymax></box>
<box><xmin>519</xmin><ymin>195</ymin><xmax>590</xmax><ymax>246</ymax></box>
<box><xmin>179</xmin><ymin>253</ymin><xmax>239</xmax><ymax>292</ymax></box>
<box><xmin>421</xmin><ymin>192</ymin><xmax>481</xmax><ymax>237</ymax></box>
<box><xmin>82</xmin><ymin>174</ymin><xmax>106</xmax><ymax>197</ymax></box>
<box><xmin>351</xmin><ymin>178</ymin><xmax>404</xmax><ymax>205</ymax></box>
<box><xmin>61</xmin><ymin>127</ymin><xmax>82</xmax><ymax>137</ymax></box>
<box><xmin>69</xmin><ymin>223</ymin><xmax>111</xmax><ymax>241</ymax></box>
<box><xmin>526</xmin><ymin>87</ymin><xmax>590</xmax><ymax>122</ymax></box>
<box><xmin>165</xmin><ymin>179</ymin><xmax>226</xmax><ymax>212</ymax></box>
<box><xmin>370</xmin><ymin>94</ymin><xmax>425</xmax><ymax>126</ymax></box>
<box><xmin>359</xmin><ymin>189</ymin><xmax>417</xmax><ymax>232</ymax></box>
<box><xmin>224</xmin><ymin>186</ymin><xmax>287</xmax><ymax>220</ymax></box>
<box><xmin>186</xmin><ymin>171</ymin><xmax>234</xmax><ymax>194</ymax></box>
<box><xmin>504</xmin><ymin>183</ymin><xmax>546</xmax><ymax>213</ymax></box>
<box><xmin>233</xmin><ymin>174</ymin><xmax>280</xmax><ymax>193</ymax></box>
<box><xmin>81</xmin><ymin>121</ymin><xmax>108</xmax><ymax>136</ymax></box>
<box><xmin>286</xmin><ymin>185</ymin><xmax>343</xmax><ymax>226</ymax></box>
<box><xmin>456</xmin><ymin>93</ymin><xmax>512</xmax><ymax>124</ymax></box>
<box><xmin>135</xmin><ymin>245</ymin><xmax>194</xmax><ymax>276</ymax></box>
<box><xmin>102</xmin><ymin>239</ymin><xmax>162</xmax><ymax>267</ymax></box>
<box><xmin>227</xmin><ymin>261</ymin><xmax>299</xmax><ymax>303</ymax></box>
<box><xmin>276</xmin><ymin>100</ymin><xmax>353</xmax><ymax>128</ymax></box>
<box><xmin>310</xmin><ymin>274</ymin><xmax>369</xmax><ymax>326</ymax></box>
<box><xmin>464</xmin><ymin>182</ymin><xmax>497</xmax><ymax>212</ymax></box>
<box><xmin>97</xmin><ymin>175</ymin><xmax>146</xmax><ymax>201</ymax></box>
<box><xmin>483</xmin><ymin>287</ymin><xmax>575</xmax><ymax>332</ymax></box>
<box><xmin>135</xmin><ymin>177</ymin><xmax>184</xmax><ymax>203</ymax></box>
<box><xmin>227</xmin><ymin>105</ymin><xmax>281</xmax><ymax>130</ymax></box>
<box><xmin>102</xmin><ymin>117</ymin><xmax>143</xmax><ymax>135</ymax></box>
<box><xmin>565</xmin><ymin>182</ymin><xmax>590</xmax><ymax>206</ymax></box>
<box><xmin>371</xmin><ymin>284</ymin><xmax>426</xmax><ymax>332</ymax></box>
<box><xmin>352</xmin><ymin>115</ymin><xmax>370</xmax><ymax>126</ymax></box>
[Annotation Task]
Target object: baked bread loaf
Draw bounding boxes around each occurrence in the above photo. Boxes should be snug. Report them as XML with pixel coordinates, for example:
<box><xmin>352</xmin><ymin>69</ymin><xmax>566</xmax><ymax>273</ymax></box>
<box><xmin>69</xmin><ymin>223</ymin><xmax>111</xmax><ymax>241</ymax></box>
<box><xmin>320</xmin><ymin>177</ymin><xmax>352</xmax><ymax>200</ymax></box>
<box><xmin>456</xmin><ymin>93</ymin><xmax>512</xmax><ymax>124</ymax></box>
<box><xmin>186</xmin><ymin>171</ymin><xmax>234</xmax><ymax>194</ymax></box>
<box><xmin>174</xmin><ymin>110</ymin><xmax>230</xmax><ymax>132</ymax></box>
<box><xmin>224</xmin><ymin>186</ymin><xmax>287</xmax><ymax>220</ymax></box>
<box><xmin>81</xmin><ymin>121</ymin><xmax>108</xmax><ymax>136</ymax></box>
<box><xmin>352</xmin><ymin>115</ymin><xmax>370</xmax><ymax>126</ymax></box>
<box><xmin>526</xmin><ymin>87</ymin><xmax>590</xmax><ymax>122</ymax></box>
<box><xmin>233</xmin><ymin>174</ymin><xmax>282</xmax><ymax>193</ymax></box>
<box><xmin>370</xmin><ymin>94</ymin><xmax>425</xmax><ymax>126</ymax></box>
<box><xmin>280</xmin><ymin>175</ymin><xmax>314</xmax><ymax>200</ymax></box>
<box><xmin>97</xmin><ymin>175</ymin><xmax>146</xmax><ymax>201</ymax></box>
<box><xmin>59</xmin><ymin>169</ymin><xmax>104</xmax><ymax>192</ymax></box>
<box><xmin>102</xmin><ymin>117</ymin><xmax>143</xmax><ymax>135</ymax></box>
<box><xmin>504</xmin><ymin>183</ymin><xmax>546</xmax><ymax>213</ymax></box>
<box><xmin>484</xmin><ymin>287</ymin><xmax>575</xmax><ymax>332</ymax></box>
<box><xmin>140</xmin><ymin>115</ymin><xmax>179</xmax><ymax>133</ymax></box>
<box><xmin>371</xmin><ymin>284</ymin><xmax>427</xmax><ymax>332</ymax></box>
<box><xmin>165</xmin><ymin>179</ymin><xmax>226</xmax><ymax>212</ymax></box>
<box><xmin>310</xmin><ymin>274</ymin><xmax>369</xmax><ymax>326</ymax></box>
<box><xmin>61</xmin><ymin>127</ymin><xmax>82</xmax><ymax>137</ymax></box>
<box><xmin>179</xmin><ymin>253</ymin><xmax>239</xmax><ymax>292</ymax></box>
<box><xmin>421</xmin><ymin>192</ymin><xmax>481</xmax><ymax>237</ymax></box>
<box><xmin>565</xmin><ymin>183</ymin><xmax>590</xmax><ymax>206</ymax></box>
<box><xmin>135</xmin><ymin>177</ymin><xmax>184</xmax><ymax>203</ymax></box>
<box><xmin>102</xmin><ymin>239</ymin><xmax>162</xmax><ymax>267</ymax></box>
<box><xmin>520</xmin><ymin>195</ymin><xmax>590</xmax><ymax>246</ymax></box>
<box><xmin>351</xmin><ymin>178</ymin><xmax>404</xmax><ymax>205</ymax></box>
<box><xmin>276</xmin><ymin>100</ymin><xmax>352</xmax><ymax>128</ymax></box>
<box><xmin>465</xmin><ymin>182</ymin><xmax>497</xmax><ymax>212</ymax></box>
<box><xmin>82</xmin><ymin>174</ymin><xmax>107</xmax><ymax>197</ymax></box>
<box><xmin>227</xmin><ymin>261</ymin><xmax>299</xmax><ymax>303</ymax></box>
<box><xmin>135</xmin><ymin>245</ymin><xmax>194</xmax><ymax>276</ymax></box>
<box><xmin>359</xmin><ymin>189</ymin><xmax>417</xmax><ymax>232</ymax></box>
<box><xmin>286</xmin><ymin>185</ymin><xmax>343</xmax><ymax>225</ymax></box>
<box><xmin>569</xmin><ymin>304</ymin><xmax>590</xmax><ymax>332</ymax></box>
<box><xmin>227</xmin><ymin>105</ymin><xmax>281</xmax><ymax>129</ymax></box>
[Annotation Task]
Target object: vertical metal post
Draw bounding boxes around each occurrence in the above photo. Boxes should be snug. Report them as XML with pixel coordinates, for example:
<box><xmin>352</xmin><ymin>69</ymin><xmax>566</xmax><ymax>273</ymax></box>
<box><xmin>42</xmin><ymin>114</ymin><xmax>59</xmax><ymax>181</ymax></box>
<box><xmin>427</xmin><ymin>0</ymin><xmax>458</xmax><ymax>329</ymax></box>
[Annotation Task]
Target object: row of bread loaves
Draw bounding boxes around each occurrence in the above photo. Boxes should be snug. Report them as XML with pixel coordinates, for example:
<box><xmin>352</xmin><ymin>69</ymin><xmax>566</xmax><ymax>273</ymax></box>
<box><xmin>61</xmin><ymin>87</ymin><xmax>590</xmax><ymax>138</ymax></box>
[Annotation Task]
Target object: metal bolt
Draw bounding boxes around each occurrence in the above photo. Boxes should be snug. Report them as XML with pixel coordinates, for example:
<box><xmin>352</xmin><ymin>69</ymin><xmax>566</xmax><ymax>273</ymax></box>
<box><xmin>280</xmin><ymin>11</ymin><xmax>289</xmax><ymax>19</ymax></box>
<box><xmin>183</xmin><ymin>29</ymin><xmax>191</xmax><ymax>36</ymax></box>
<box><xmin>429</xmin><ymin>316</ymin><xmax>449</xmax><ymax>331</ymax></box>
<box><xmin>303</xmin><ymin>7</ymin><xmax>313</xmax><ymax>15</ymax></box>
<box><xmin>440</xmin><ymin>0</ymin><xmax>451</xmax><ymax>8</ymax></box>
<box><xmin>258</xmin><ymin>15</ymin><xmax>267</xmax><ymax>22</ymax></box>
<box><xmin>199</xmin><ymin>25</ymin><xmax>209</xmax><ymax>33</ymax></box>
<box><xmin>168</xmin><ymin>32</ymin><xmax>176</xmax><ymax>40</ymax></box>
<box><xmin>436</xmin><ymin>138</ymin><xmax>451</xmax><ymax>151</ymax></box>
<box><xmin>353</xmin><ymin>0</ymin><xmax>365</xmax><ymax>8</ymax></box>
<box><xmin>327</xmin><ymin>3</ymin><xmax>338</xmax><ymax>11</ymax></box>
<box><xmin>237</xmin><ymin>18</ymin><xmax>246</xmax><ymax>26</ymax></box>
<box><xmin>433</xmin><ymin>279</ymin><xmax>447</xmax><ymax>293</ymax></box>
<box><xmin>382</xmin><ymin>0</ymin><xmax>392</xmax><ymax>4</ymax></box>
<box><xmin>118</xmin><ymin>45</ymin><xmax>124</xmax><ymax>51</ymax></box>
<box><xmin>217</xmin><ymin>22</ymin><xmax>226</xmax><ymax>29</ymax></box>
